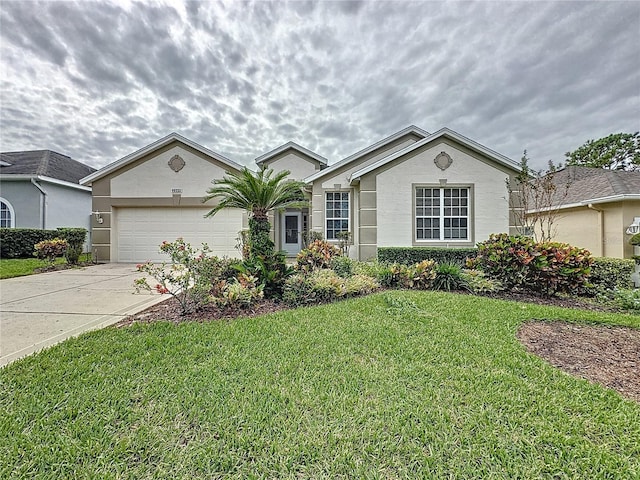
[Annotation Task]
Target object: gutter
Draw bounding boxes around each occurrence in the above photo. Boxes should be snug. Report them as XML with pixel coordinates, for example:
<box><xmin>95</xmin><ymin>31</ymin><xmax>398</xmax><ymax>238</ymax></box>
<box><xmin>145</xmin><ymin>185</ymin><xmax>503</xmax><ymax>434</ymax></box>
<box><xmin>30</xmin><ymin>177</ymin><xmax>48</xmax><ymax>229</ymax></box>
<box><xmin>587</xmin><ymin>203</ymin><xmax>604</xmax><ymax>257</ymax></box>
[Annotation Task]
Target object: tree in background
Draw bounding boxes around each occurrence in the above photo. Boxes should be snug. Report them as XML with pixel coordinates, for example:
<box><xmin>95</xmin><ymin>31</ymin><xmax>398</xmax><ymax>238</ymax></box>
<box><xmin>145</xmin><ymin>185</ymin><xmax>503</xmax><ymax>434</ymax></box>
<box><xmin>507</xmin><ymin>151</ymin><xmax>571</xmax><ymax>242</ymax></box>
<box><xmin>565</xmin><ymin>132</ymin><xmax>639</xmax><ymax>171</ymax></box>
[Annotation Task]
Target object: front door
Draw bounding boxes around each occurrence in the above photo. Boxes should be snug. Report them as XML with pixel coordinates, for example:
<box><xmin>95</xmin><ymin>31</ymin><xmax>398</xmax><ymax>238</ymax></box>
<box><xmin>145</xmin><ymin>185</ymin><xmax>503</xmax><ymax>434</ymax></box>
<box><xmin>282</xmin><ymin>212</ymin><xmax>302</xmax><ymax>255</ymax></box>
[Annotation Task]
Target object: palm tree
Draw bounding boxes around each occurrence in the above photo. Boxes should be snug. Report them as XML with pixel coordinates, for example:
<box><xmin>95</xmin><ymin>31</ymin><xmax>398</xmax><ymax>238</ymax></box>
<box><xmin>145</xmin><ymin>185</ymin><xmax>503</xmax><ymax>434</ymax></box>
<box><xmin>203</xmin><ymin>167</ymin><xmax>308</xmax><ymax>258</ymax></box>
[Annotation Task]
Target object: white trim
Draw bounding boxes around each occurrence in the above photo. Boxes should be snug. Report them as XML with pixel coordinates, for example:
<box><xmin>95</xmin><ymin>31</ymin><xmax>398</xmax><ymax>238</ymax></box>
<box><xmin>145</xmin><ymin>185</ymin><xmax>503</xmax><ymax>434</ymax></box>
<box><xmin>80</xmin><ymin>133</ymin><xmax>245</xmax><ymax>185</ymax></box>
<box><xmin>304</xmin><ymin>125</ymin><xmax>429</xmax><ymax>183</ymax></box>
<box><xmin>324</xmin><ymin>190</ymin><xmax>350</xmax><ymax>240</ymax></box>
<box><xmin>350</xmin><ymin>128</ymin><xmax>520</xmax><ymax>184</ymax></box>
<box><xmin>415</xmin><ymin>186</ymin><xmax>470</xmax><ymax>242</ymax></box>
<box><xmin>526</xmin><ymin>194</ymin><xmax>640</xmax><ymax>214</ymax></box>
<box><xmin>0</xmin><ymin>196</ymin><xmax>15</xmax><ymax>228</ymax></box>
<box><xmin>256</xmin><ymin>141</ymin><xmax>327</xmax><ymax>166</ymax></box>
<box><xmin>0</xmin><ymin>174</ymin><xmax>92</xmax><ymax>192</ymax></box>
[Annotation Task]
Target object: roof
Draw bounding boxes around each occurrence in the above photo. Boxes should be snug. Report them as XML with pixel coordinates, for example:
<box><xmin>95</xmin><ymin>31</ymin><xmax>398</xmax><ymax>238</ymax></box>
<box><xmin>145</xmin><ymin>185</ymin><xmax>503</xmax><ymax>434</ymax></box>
<box><xmin>80</xmin><ymin>132</ymin><xmax>245</xmax><ymax>185</ymax></box>
<box><xmin>0</xmin><ymin>150</ymin><xmax>96</xmax><ymax>184</ymax></box>
<box><xmin>304</xmin><ymin>125</ymin><xmax>430</xmax><ymax>183</ymax></box>
<box><xmin>255</xmin><ymin>141</ymin><xmax>327</xmax><ymax>166</ymax></box>
<box><xmin>349</xmin><ymin>127</ymin><xmax>521</xmax><ymax>184</ymax></box>
<box><xmin>534</xmin><ymin>166</ymin><xmax>640</xmax><ymax>210</ymax></box>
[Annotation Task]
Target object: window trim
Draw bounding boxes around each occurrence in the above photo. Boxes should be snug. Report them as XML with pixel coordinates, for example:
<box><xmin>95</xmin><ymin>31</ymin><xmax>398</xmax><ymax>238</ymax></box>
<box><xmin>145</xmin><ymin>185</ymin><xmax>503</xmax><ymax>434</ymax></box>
<box><xmin>412</xmin><ymin>184</ymin><xmax>474</xmax><ymax>246</ymax></box>
<box><xmin>0</xmin><ymin>197</ymin><xmax>15</xmax><ymax>228</ymax></box>
<box><xmin>324</xmin><ymin>190</ymin><xmax>351</xmax><ymax>241</ymax></box>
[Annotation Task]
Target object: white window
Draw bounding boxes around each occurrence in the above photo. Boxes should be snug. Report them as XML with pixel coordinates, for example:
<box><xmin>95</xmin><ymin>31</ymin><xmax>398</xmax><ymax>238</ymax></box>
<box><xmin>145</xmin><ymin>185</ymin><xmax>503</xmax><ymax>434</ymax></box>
<box><xmin>0</xmin><ymin>198</ymin><xmax>15</xmax><ymax>228</ymax></box>
<box><xmin>325</xmin><ymin>191</ymin><xmax>349</xmax><ymax>240</ymax></box>
<box><xmin>415</xmin><ymin>187</ymin><xmax>469</xmax><ymax>241</ymax></box>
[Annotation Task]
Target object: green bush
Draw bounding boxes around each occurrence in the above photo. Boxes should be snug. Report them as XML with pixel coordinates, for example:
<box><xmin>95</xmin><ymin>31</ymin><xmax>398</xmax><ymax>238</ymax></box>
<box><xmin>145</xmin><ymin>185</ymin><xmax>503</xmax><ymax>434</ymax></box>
<box><xmin>378</xmin><ymin>247</ymin><xmax>477</xmax><ymax>266</ymax></box>
<box><xmin>1</xmin><ymin>228</ymin><xmax>58</xmax><ymax>258</ymax></box>
<box><xmin>330</xmin><ymin>255</ymin><xmax>354</xmax><ymax>278</ymax></box>
<box><xmin>282</xmin><ymin>269</ymin><xmax>379</xmax><ymax>306</ymax></box>
<box><xmin>432</xmin><ymin>262</ymin><xmax>469</xmax><ymax>292</ymax></box>
<box><xmin>57</xmin><ymin>228</ymin><xmax>87</xmax><ymax>264</ymax></box>
<box><xmin>296</xmin><ymin>240</ymin><xmax>341</xmax><ymax>273</ymax></box>
<box><xmin>34</xmin><ymin>238</ymin><xmax>68</xmax><ymax>264</ymax></box>
<box><xmin>471</xmin><ymin>233</ymin><xmax>593</xmax><ymax>296</ymax></box>
<box><xmin>613</xmin><ymin>288</ymin><xmax>640</xmax><ymax>311</ymax></box>
<box><xmin>352</xmin><ymin>261</ymin><xmax>396</xmax><ymax>287</ymax></box>
<box><xmin>235</xmin><ymin>252</ymin><xmax>292</xmax><ymax>299</ymax></box>
<box><xmin>461</xmin><ymin>269</ymin><xmax>504</xmax><ymax>294</ymax></box>
<box><xmin>586</xmin><ymin>257</ymin><xmax>634</xmax><ymax>294</ymax></box>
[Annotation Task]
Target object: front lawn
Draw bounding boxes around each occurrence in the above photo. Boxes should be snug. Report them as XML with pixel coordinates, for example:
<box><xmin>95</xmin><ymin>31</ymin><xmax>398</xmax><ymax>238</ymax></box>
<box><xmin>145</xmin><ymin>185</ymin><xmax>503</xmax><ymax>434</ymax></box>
<box><xmin>0</xmin><ymin>254</ymin><xmax>92</xmax><ymax>279</ymax></box>
<box><xmin>1</xmin><ymin>291</ymin><xmax>639</xmax><ymax>478</ymax></box>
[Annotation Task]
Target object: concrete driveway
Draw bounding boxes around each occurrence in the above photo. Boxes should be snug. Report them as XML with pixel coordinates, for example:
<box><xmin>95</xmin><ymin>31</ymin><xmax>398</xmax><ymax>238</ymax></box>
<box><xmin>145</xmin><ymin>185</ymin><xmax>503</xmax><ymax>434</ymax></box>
<box><xmin>0</xmin><ymin>263</ymin><xmax>167</xmax><ymax>367</ymax></box>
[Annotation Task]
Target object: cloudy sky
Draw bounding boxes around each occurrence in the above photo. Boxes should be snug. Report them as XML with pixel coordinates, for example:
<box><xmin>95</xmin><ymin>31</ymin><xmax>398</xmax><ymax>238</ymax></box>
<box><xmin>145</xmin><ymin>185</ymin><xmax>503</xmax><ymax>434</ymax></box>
<box><xmin>1</xmin><ymin>0</ymin><xmax>638</xmax><ymax>171</ymax></box>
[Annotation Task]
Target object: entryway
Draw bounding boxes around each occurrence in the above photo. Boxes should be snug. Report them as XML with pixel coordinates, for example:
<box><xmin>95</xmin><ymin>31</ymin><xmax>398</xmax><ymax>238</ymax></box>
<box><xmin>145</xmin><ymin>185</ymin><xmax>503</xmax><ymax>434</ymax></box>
<box><xmin>281</xmin><ymin>212</ymin><xmax>302</xmax><ymax>256</ymax></box>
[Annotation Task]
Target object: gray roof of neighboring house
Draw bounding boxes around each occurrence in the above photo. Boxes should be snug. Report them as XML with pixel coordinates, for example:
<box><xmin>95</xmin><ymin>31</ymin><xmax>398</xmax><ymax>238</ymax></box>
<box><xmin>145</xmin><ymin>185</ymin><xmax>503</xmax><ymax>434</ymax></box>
<box><xmin>541</xmin><ymin>166</ymin><xmax>640</xmax><ymax>208</ymax></box>
<box><xmin>0</xmin><ymin>150</ymin><xmax>96</xmax><ymax>184</ymax></box>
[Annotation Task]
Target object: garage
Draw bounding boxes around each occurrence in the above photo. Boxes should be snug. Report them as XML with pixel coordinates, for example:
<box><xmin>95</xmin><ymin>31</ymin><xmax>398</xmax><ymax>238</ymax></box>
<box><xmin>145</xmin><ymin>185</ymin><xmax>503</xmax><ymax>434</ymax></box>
<box><xmin>115</xmin><ymin>207</ymin><xmax>243</xmax><ymax>263</ymax></box>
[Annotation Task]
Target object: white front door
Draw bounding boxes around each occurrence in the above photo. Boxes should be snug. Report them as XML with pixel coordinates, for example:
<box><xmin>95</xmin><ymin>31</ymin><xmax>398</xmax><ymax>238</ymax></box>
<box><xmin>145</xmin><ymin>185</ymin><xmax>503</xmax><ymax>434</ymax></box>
<box><xmin>281</xmin><ymin>212</ymin><xmax>302</xmax><ymax>255</ymax></box>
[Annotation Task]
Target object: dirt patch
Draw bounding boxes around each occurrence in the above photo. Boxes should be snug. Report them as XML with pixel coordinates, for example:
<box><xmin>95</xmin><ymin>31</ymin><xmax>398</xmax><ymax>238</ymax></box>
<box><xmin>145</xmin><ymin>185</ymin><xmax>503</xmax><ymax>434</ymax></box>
<box><xmin>518</xmin><ymin>321</ymin><xmax>640</xmax><ymax>403</ymax></box>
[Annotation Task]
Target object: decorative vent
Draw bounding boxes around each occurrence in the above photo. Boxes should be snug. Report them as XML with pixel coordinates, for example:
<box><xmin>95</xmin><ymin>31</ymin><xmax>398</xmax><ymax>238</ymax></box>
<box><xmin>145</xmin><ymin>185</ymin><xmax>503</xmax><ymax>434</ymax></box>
<box><xmin>434</xmin><ymin>152</ymin><xmax>453</xmax><ymax>171</ymax></box>
<box><xmin>168</xmin><ymin>155</ymin><xmax>185</xmax><ymax>172</ymax></box>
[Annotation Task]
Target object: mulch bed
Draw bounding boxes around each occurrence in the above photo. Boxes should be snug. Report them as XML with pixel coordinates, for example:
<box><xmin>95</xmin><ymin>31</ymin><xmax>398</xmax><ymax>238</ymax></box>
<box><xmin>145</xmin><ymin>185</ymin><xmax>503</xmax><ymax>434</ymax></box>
<box><xmin>34</xmin><ymin>261</ymin><xmax>95</xmax><ymax>274</ymax></box>
<box><xmin>117</xmin><ymin>291</ymin><xmax>639</xmax><ymax>403</ymax></box>
<box><xmin>518</xmin><ymin>321</ymin><xmax>640</xmax><ymax>403</ymax></box>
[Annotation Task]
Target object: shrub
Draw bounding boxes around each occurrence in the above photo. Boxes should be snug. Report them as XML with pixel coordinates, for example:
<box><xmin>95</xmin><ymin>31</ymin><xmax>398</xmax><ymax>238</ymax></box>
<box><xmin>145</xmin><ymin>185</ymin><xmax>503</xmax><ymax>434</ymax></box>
<box><xmin>296</xmin><ymin>240</ymin><xmax>341</xmax><ymax>273</ymax></box>
<box><xmin>330</xmin><ymin>255</ymin><xmax>354</xmax><ymax>278</ymax></box>
<box><xmin>352</xmin><ymin>260</ymin><xmax>396</xmax><ymax>287</ymax></box>
<box><xmin>461</xmin><ymin>269</ymin><xmax>504</xmax><ymax>294</ymax></box>
<box><xmin>471</xmin><ymin>233</ymin><xmax>593</xmax><ymax>296</ymax></box>
<box><xmin>629</xmin><ymin>233</ymin><xmax>640</xmax><ymax>246</ymax></box>
<box><xmin>215</xmin><ymin>274</ymin><xmax>264</xmax><ymax>308</ymax></box>
<box><xmin>408</xmin><ymin>259</ymin><xmax>437</xmax><ymax>290</ymax></box>
<box><xmin>1</xmin><ymin>228</ymin><xmax>58</xmax><ymax>258</ymax></box>
<box><xmin>432</xmin><ymin>262</ymin><xmax>469</xmax><ymax>292</ymax></box>
<box><xmin>57</xmin><ymin>228</ymin><xmax>87</xmax><ymax>264</ymax></box>
<box><xmin>282</xmin><ymin>269</ymin><xmax>379</xmax><ymax>306</ymax></box>
<box><xmin>586</xmin><ymin>257</ymin><xmax>634</xmax><ymax>295</ymax></box>
<box><xmin>235</xmin><ymin>252</ymin><xmax>292</xmax><ymax>299</ymax></box>
<box><xmin>378</xmin><ymin>247</ymin><xmax>477</xmax><ymax>266</ymax></box>
<box><xmin>135</xmin><ymin>238</ymin><xmax>217</xmax><ymax>315</ymax></box>
<box><xmin>613</xmin><ymin>288</ymin><xmax>640</xmax><ymax>311</ymax></box>
<box><xmin>34</xmin><ymin>238</ymin><xmax>68</xmax><ymax>264</ymax></box>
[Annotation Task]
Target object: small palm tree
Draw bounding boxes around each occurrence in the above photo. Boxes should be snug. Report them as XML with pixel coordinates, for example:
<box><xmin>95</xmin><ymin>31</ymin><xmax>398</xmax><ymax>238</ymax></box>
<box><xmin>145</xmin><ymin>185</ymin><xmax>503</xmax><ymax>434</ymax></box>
<box><xmin>203</xmin><ymin>167</ymin><xmax>308</xmax><ymax>258</ymax></box>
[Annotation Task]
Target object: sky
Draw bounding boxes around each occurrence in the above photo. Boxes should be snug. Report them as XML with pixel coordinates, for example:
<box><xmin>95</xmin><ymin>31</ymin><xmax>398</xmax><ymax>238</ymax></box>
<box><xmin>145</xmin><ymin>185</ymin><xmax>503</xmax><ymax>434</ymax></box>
<box><xmin>0</xmin><ymin>0</ymin><xmax>638</xmax><ymax>171</ymax></box>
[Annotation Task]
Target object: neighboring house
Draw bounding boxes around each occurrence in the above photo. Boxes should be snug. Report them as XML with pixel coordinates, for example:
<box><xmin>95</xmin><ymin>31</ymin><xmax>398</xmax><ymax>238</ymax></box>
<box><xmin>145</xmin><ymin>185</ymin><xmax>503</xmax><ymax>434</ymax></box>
<box><xmin>80</xmin><ymin>127</ymin><xmax>522</xmax><ymax>262</ymax></box>
<box><xmin>0</xmin><ymin>150</ymin><xmax>95</xmax><ymax>230</ymax></box>
<box><xmin>525</xmin><ymin>166</ymin><xmax>640</xmax><ymax>259</ymax></box>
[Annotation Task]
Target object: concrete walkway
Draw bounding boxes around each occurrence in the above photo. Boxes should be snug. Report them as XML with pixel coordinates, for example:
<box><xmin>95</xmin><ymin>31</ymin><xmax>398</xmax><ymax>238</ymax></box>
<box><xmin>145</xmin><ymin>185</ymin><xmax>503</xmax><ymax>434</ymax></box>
<box><xmin>0</xmin><ymin>263</ymin><xmax>167</xmax><ymax>367</ymax></box>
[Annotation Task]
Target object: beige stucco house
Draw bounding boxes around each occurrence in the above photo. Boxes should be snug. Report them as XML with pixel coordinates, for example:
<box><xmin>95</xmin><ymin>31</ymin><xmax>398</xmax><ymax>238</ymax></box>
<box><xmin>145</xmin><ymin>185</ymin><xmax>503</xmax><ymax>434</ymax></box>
<box><xmin>80</xmin><ymin>126</ymin><xmax>522</xmax><ymax>262</ymax></box>
<box><xmin>525</xmin><ymin>166</ymin><xmax>640</xmax><ymax>259</ymax></box>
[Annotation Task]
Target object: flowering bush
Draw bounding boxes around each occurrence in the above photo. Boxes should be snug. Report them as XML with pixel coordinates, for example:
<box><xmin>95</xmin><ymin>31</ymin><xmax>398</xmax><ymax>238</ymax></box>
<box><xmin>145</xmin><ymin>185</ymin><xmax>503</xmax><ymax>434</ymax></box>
<box><xmin>34</xmin><ymin>238</ymin><xmax>68</xmax><ymax>264</ymax></box>
<box><xmin>134</xmin><ymin>238</ymin><xmax>220</xmax><ymax>315</ymax></box>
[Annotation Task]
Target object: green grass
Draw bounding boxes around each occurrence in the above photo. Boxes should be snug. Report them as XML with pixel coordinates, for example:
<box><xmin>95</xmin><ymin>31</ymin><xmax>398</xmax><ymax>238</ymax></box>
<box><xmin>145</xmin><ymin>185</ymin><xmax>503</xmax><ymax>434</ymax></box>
<box><xmin>0</xmin><ymin>254</ymin><xmax>92</xmax><ymax>279</ymax></box>
<box><xmin>1</xmin><ymin>291</ymin><xmax>639</xmax><ymax>478</ymax></box>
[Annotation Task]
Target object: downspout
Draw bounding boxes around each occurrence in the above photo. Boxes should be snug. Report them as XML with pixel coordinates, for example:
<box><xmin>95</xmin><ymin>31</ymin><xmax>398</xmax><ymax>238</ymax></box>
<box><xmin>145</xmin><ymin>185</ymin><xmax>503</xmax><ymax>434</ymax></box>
<box><xmin>31</xmin><ymin>177</ymin><xmax>48</xmax><ymax>229</ymax></box>
<box><xmin>587</xmin><ymin>203</ymin><xmax>604</xmax><ymax>257</ymax></box>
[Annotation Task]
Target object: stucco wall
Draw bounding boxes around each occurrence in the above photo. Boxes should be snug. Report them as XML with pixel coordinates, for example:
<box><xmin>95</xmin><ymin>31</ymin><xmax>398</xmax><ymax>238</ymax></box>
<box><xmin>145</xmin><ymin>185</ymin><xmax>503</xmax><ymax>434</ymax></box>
<box><xmin>260</xmin><ymin>151</ymin><xmax>321</xmax><ymax>181</ymax></box>
<box><xmin>374</xmin><ymin>140</ymin><xmax>511</xmax><ymax>248</ymax></box>
<box><xmin>530</xmin><ymin>200</ymin><xmax>640</xmax><ymax>259</ymax></box>
<box><xmin>111</xmin><ymin>145</ymin><xmax>228</xmax><ymax>198</ymax></box>
<box><xmin>0</xmin><ymin>180</ymin><xmax>41</xmax><ymax>228</ymax></box>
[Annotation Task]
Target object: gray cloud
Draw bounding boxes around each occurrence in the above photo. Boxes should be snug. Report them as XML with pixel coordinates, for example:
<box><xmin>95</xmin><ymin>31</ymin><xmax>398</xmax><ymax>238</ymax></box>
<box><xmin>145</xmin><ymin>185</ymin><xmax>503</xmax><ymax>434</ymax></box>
<box><xmin>0</xmin><ymin>0</ymin><xmax>638</xmax><ymax>171</ymax></box>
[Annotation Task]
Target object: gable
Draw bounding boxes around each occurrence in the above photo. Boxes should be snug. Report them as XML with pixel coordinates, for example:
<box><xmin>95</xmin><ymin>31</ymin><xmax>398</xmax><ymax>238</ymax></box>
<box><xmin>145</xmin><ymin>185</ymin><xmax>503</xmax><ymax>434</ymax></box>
<box><xmin>259</xmin><ymin>147</ymin><xmax>324</xmax><ymax>180</ymax></box>
<box><xmin>108</xmin><ymin>141</ymin><xmax>238</xmax><ymax>198</ymax></box>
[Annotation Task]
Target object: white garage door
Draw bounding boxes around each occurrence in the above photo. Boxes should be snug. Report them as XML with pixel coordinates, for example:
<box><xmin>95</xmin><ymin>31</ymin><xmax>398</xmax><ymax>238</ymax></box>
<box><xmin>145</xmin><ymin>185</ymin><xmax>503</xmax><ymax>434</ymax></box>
<box><xmin>116</xmin><ymin>207</ymin><xmax>243</xmax><ymax>262</ymax></box>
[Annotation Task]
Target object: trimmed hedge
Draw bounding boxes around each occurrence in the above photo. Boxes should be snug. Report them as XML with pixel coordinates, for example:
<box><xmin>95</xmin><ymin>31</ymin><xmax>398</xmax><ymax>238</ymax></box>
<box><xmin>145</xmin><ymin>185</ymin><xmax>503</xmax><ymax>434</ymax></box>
<box><xmin>378</xmin><ymin>247</ymin><xmax>477</xmax><ymax>266</ymax></box>
<box><xmin>0</xmin><ymin>228</ymin><xmax>87</xmax><ymax>259</ymax></box>
<box><xmin>0</xmin><ymin>229</ymin><xmax>58</xmax><ymax>258</ymax></box>
<box><xmin>588</xmin><ymin>257</ymin><xmax>634</xmax><ymax>292</ymax></box>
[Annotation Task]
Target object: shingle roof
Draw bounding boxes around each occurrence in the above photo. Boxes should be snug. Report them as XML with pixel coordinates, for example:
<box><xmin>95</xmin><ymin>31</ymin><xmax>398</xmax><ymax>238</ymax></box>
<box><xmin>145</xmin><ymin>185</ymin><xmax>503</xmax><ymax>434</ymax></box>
<box><xmin>543</xmin><ymin>166</ymin><xmax>640</xmax><ymax>207</ymax></box>
<box><xmin>0</xmin><ymin>150</ymin><xmax>96</xmax><ymax>184</ymax></box>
